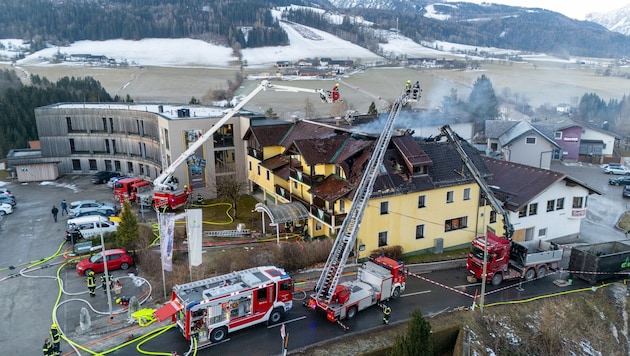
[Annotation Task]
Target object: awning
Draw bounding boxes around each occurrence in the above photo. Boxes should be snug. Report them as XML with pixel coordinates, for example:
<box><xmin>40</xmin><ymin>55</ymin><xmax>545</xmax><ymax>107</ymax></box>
<box><xmin>254</xmin><ymin>202</ymin><xmax>309</xmax><ymax>225</ymax></box>
<box><xmin>153</xmin><ymin>300</ymin><xmax>183</xmax><ymax>322</ymax></box>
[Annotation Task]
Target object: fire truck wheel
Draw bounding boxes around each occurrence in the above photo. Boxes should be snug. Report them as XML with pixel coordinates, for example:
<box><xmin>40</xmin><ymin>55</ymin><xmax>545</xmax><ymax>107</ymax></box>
<box><xmin>120</xmin><ymin>262</ymin><xmax>130</xmax><ymax>270</ymax></box>
<box><xmin>537</xmin><ymin>266</ymin><xmax>547</xmax><ymax>278</ymax></box>
<box><xmin>391</xmin><ymin>287</ymin><xmax>401</xmax><ymax>299</ymax></box>
<box><xmin>525</xmin><ymin>269</ymin><xmax>536</xmax><ymax>281</ymax></box>
<box><xmin>210</xmin><ymin>326</ymin><xmax>227</xmax><ymax>343</ymax></box>
<box><xmin>268</xmin><ymin>308</ymin><xmax>284</xmax><ymax>325</ymax></box>
<box><xmin>491</xmin><ymin>273</ymin><xmax>503</xmax><ymax>286</ymax></box>
<box><xmin>346</xmin><ymin>306</ymin><xmax>357</xmax><ymax>319</ymax></box>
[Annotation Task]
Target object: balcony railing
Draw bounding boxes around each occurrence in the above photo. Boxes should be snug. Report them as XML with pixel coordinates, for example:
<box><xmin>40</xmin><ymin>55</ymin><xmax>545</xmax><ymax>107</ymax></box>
<box><xmin>289</xmin><ymin>168</ymin><xmax>324</xmax><ymax>187</ymax></box>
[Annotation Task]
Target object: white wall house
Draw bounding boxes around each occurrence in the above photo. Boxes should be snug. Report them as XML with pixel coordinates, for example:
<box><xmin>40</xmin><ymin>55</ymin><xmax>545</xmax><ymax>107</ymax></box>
<box><xmin>484</xmin><ymin>158</ymin><xmax>599</xmax><ymax>242</ymax></box>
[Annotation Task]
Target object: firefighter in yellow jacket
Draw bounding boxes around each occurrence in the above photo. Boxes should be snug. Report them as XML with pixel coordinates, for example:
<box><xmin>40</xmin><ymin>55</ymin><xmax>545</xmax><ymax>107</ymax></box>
<box><xmin>86</xmin><ymin>271</ymin><xmax>96</xmax><ymax>297</ymax></box>
<box><xmin>382</xmin><ymin>304</ymin><xmax>391</xmax><ymax>325</ymax></box>
<box><xmin>49</xmin><ymin>324</ymin><xmax>61</xmax><ymax>355</ymax></box>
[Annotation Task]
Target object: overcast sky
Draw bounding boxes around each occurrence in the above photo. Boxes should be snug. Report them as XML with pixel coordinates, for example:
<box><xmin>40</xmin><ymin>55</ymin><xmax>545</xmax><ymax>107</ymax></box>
<box><xmin>452</xmin><ymin>0</ymin><xmax>629</xmax><ymax>20</ymax></box>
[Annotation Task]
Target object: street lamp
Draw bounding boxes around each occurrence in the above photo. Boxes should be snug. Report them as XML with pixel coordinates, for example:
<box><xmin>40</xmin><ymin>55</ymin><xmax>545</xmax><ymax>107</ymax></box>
<box><xmin>99</xmin><ymin>224</ymin><xmax>113</xmax><ymax>318</ymax></box>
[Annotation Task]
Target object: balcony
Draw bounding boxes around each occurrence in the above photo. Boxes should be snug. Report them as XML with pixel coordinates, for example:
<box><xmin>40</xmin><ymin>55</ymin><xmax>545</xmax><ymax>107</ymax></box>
<box><xmin>289</xmin><ymin>168</ymin><xmax>324</xmax><ymax>187</ymax></box>
<box><xmin>247</xmin><ymin>147</ymin><xmax>263</xmax><ymax>160</ymax></box>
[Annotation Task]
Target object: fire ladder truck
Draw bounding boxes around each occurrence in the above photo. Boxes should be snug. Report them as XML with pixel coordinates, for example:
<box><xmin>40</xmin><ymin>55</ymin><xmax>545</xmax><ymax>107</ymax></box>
<box><xmin>307</xmin><ymin>86</ymin><xmax>414</xmax><ymax>328</ymax></box>
<box><xmin>142</xmin><ymin>80</ymin><xmax>334</xmax><ymax>210</ymax></box>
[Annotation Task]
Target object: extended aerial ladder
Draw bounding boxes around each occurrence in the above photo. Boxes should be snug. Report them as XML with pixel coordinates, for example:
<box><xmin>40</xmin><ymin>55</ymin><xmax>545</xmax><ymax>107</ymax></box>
<box><xmin>313</xmin><ymin>91</ymin><xmax>410</xmax><ymax>304</ymax></box>
<box><xmin>152</xmin><ymin>80</ymin><xmax>332</xmax><ymax>192</ymax></box>
<box><xmin>437</xmin><ymin>125</ymin><xmax>514</xmax><ymax>240</ymax></box>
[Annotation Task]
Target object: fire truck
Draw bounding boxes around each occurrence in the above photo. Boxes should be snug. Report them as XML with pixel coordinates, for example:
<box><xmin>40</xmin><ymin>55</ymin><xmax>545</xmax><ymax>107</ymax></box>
<box><xmin>113</xmin><ymin>177</ymin><xmax>152</xmax><ymax>203</ymax></box>
<box><xmin>150</xmin><ymin>80</ymin><xmax>332</xmax><ymax>209</ymax></box>
<box><xmin>307</xmin><ymin>84</ymin><xmax>414</xmax><ymax>327</ymax></box>
<box><xmin>153</xmin><ymin>265</ymin><xmax>293</xmax><ymax>346</ymax></box>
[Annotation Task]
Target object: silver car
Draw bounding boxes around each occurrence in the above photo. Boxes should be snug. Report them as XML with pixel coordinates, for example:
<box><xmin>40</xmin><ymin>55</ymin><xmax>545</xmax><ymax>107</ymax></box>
<box><xmin>68</xmin><ymin>200</ymin><xmax>119</xmax><ymax>217</ymax></box>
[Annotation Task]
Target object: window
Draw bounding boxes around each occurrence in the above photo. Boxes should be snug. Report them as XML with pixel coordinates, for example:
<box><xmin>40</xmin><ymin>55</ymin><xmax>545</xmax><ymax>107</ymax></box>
<box><xmin>418</xmin><ymin>195</ymin><xmax>426</xmax><ymax>208</ymax></box>
<box><xmin>556</xmin><ymin>198</ymin><xmax>564</xmax><ymax>210</ymax></box>
<box><xmin>572</xmin><ymin>197</ymin><xmax>583</xmax><ymax>209</ymax></box>
<box><xmin>66</xmin><ymin>117</ymin><xmax>73</xmax><ymax>132</ymax></box>
<box><xmin>518</xmin><ymin>206</ymin><xmax>527</xmax><ymax>217</ymax></box>
<box><xmin>415</xmin><ymin>224</ymin><xmax>425</xmax><ymax>239</ymax></box>
<box><xmin>266</xmin><ymin>170</ymin><xmax>270</xmax><ymax>181</ymax></box>
<box><xmin>526</xmin><ymin>137</ymin><xmax>536</xmax><ymax>144</ymax></box>
<box><xmin>105</xmin><ymin>139</ymin><xmax>110</xmax><ymax>154</ymax></box>
<box><xmin>339</xmin><ymin>200</ymin><xmax>345</xmax><ymax>213</ymax></box>
<box><xmin>105</xmin><ymin>160</ymin><xmax>112</xmax><ymax>171</ymax></box>
<box><xmin>114</xmin><ymin>160</ymin><xmax>121</xmax><ymax>171</ymax></box>
<box><xmin>546</xmin><ymin>200</ymin><xmax>555</xmax><ymax>212</ymax></box>
<box><xmin>88</xmin><ymin>159</ymin><xmax>97</xmax><ymax>170</ymax></box>
<box><xmin>554</xmin><ymin>131</ymin><xmax>562</xmax><ymax>139</ymax></box>
<box><xmin>257</xmin><ymin>166</ymin><xmax>261</xmax><ymax>176</ymax></box>
<box><xmin>111</xmin><ymin>139</ymin><xmax>117</xmax><ymax>154</ymax></box>
<box><xmin>72</xmin><ymin>159</ymin><xmax>81</xmax><ymax>171</ymax></box>
<box><xmin>489</xmin><ymin>211</ymin><xmax>497</xmax><ymax>223</ymax></box>
<box><xmin>109</xmin><ymin>118</ymin><xmax>114</xmax><ymax>132</ymax></box>
<box><xmin>490</xmin><ymin>143</ymin><xmax>498</xmax><ymax>151</ymax></box>
<box><xmin>538</xmin><ymin>228</ymin><xmax>547</xmax><ymax>237</ymax></box>
<box><xmin>127</xmin><ymin>162</ymin><xmax>134</xmax><ymax>173</ymax></box>
<box><xmin>257</xmin><ymin>287</ymin><xmax>267</xmax><ymax>302</ymax></box>
<box><xmin>444</xmin><ymin>217</ymin><xmax>467</xmax><ymax>232</ymax></box>
<box><xmin>164</xmin><ymin>128</ymin><xmax>170</xmax><ymax>149</ymax></box>
<box><xmin>248</xmin><ymin>161</ymin><xmax>252</xmax><ymax>171</ymax></box>
<box><xmin>380</xmin><ymin>201</ymin><xmax>389</xmax><ymax>215</ymax></box>
<box><xmin>102</xmin><ymin>117</ymin><xmax>107</xmax><ymax>132</ymax></box>
<box><xmin>378</xmin><ymin>231</ymin><xmax>388</xmax><ymax>247</ymax></box>
<box><xmin>446</xmin><ymin>191</ymin><xmax>454</xmax><ymax>203</ymax></box>
<box><xmin>69</xmin><ymin>139</ymin><xmax>76</xmax><ymax>153</ymax></box>
<box><xmin>528</xmin><ymin>203</ymin><xmax>538</xmax><ymax>216</ymax></box>
<box><xmin>315</xmin><ymin>221</ymin><xmax>322</xmax><ymax>231</ymax></box>
<box><xmin>139</xmin><ymin>164</ymin><xmax>145</xmax><ymax>175</ymax></box>
<box><xmin>293</xmin><ymin>181</ymin><xmax>297</xmax><ymax>189</ymax></box>
<box><xmin>463</xmin><ymin>188</ymin><xmax>471</xmax><ymax>201</ymax></box>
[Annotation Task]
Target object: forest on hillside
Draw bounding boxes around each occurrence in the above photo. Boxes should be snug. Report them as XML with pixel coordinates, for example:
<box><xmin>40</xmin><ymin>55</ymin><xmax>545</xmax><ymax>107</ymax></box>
<box><xmin>0</xmin><ymin>70</ymin><xmax>115</xmax><ymax>158</ymax></box>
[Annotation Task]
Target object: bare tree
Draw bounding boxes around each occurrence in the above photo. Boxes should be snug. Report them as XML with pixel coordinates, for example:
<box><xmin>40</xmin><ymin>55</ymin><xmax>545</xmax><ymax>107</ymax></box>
<box><xmin>215</xmin><ymin>174</ymin><xmax>248</xmax><ymax>219</ymax></box>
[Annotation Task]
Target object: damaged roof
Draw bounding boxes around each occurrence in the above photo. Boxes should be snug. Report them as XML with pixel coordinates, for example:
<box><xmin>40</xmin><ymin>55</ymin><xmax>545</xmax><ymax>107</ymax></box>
<box><xmin>482</xmin><ymin>157</ymin><xmax>600</xmax><ymax>211</ymax></box>
<box><xmin>244</xmin><ymin>122</ymin><xmax>292</xmax><ymax>147</ymax></box>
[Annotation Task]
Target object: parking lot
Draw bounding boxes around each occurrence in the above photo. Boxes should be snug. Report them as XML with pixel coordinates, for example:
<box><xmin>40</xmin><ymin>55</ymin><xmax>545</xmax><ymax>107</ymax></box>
<box><xmin>0</xmin><ymin>175</ymin><xmax>155</xmax><ymax>355</ymax></box>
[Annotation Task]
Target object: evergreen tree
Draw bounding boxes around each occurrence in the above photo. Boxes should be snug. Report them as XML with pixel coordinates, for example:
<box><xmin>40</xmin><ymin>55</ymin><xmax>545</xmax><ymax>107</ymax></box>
<box><xmin>388</xmin><ymin>309</ymin><xmax>432</xmax><ymax>356</ymax></box>
<box><xmin>467</xmin><ymin>75</ymin><xmax>498</xmax><ymax>130</ymax></box>
<box><xmin>116</xmin><ymin>201</ymin><xmax>140</xmax><ymax>250</ymax></box>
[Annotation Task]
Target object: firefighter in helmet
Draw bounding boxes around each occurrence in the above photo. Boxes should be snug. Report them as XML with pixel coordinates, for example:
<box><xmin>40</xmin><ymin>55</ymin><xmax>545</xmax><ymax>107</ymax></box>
<box><xmin>86</xmin><ymin>271</ymin><xmax>96</xmax><ymax>297</ymax></box>
<box><xmin>42</xmin><ymin>338</ymin><xmax>53</xmax><ymax>356</ymax></box>
<box><xmin>382</xmin><ymin>304</ymin><xmax>391</xmax><ymax>325</ymax></box>
<box><xmin>49</xmin><ymin>324</ymin><xmax>61</xmax><ymax>355</ymax></box>
<box><xmin>405</xmin><ymin>80</ymin><xmax>411</xmax><ymax>95</ymax></box>
<box><xmin>331</xmin><ymin>83</ymin><xmax>340</xmax><ymax>102</ymax></box>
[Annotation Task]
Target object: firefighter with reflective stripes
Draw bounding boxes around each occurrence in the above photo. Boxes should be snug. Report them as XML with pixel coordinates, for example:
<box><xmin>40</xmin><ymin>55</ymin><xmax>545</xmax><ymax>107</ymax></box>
<box><xmin>50</xmin><ymin>324</ymin><xmax>61</xmax><ymax>355</ymax></box>
<box><xmin>382</xmin><ymin>304</ymin><xmax>391</xmax><ymax>325</ymax></box>
<box><xmin>86</xmin><ymin>271</ymin><xmax>96</xmax><ymax>297</ymax></box>
<box><xmin>42</xmin><ymin>338</ymin><xmax>53</xmax><ymax>355</ymax></box>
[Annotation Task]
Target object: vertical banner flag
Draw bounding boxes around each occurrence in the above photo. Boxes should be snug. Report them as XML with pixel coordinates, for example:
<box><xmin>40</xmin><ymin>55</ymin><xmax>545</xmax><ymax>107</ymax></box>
<box><xmin>160</xmin><ymin>212</ymin><xmax>176</xmax><ymax>272</ymax></box>
<box><xmin>187</xmin><ymin>209</ymin><xmax>203</xmax><ymax>267</ymax></box>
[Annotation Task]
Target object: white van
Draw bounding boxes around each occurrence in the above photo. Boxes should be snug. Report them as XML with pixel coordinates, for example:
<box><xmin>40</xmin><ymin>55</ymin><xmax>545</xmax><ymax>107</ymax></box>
<box><xmin>65</xmin><ymin>215</ymin><xmax>119</xmax><ymax>241</ymax></box>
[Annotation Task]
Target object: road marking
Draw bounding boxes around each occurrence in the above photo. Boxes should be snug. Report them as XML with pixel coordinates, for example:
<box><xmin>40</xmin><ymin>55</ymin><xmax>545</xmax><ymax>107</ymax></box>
<box><xmin>267</xmin><ymin>316</ymin><xmax>306</xmax><ymax>329</ymax></box>
<box><xmin>401</xmin><ymin>290</ymin><xmax>431</xmax><ymax>297</ymax></box>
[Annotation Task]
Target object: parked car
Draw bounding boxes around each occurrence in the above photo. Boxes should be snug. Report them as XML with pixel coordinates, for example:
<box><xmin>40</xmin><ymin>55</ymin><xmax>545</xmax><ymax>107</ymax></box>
<box><xmin>604</xmin><ymin>166</ymin><xmax>630</xmax><ymax>175</ymax></box>
<box><xmin>70</xmin><ymin>207</ymin><xmax>118</xmax><ymax>219</ymax></box>
<box><xmin>609</xmin><ymin>176</ymin><xmax>630</xmax><ymax>186</ymax></box>
<box><xmin>65</xmin><ymin>215</ymin><xmax>119</xmax><ymax>241</ymax></box>
<box><xmin>91</xmin><ymin>171</ymin><xmax>121</xmax><ymax>184</ymax></box>
<box><xmin>68</xmin><ymin>200</ymin><xmax>118</xmax><ymax>216</ymax></box>
<box><xmin>76</xmin><ymin>248</ymin><xmax>134</xmax><ymax>276</ymax></box>
<box><xmin>0</xmin><ymin>194</ymin><xmax>16</xmax><ymax>207</ymax></box>
<box><xmin>0</xmin><ymin>188</ymin><xmax>12</xmax><ymax>196</ymax></box>
<box><xmin>624</xmin><ymin>185</ymin><xmax>630</xmax><ymax>198</ymax></box>
<box><xmin>0</xmin><ymin>202</ymin><xmax>12</xmax><ymax>215</ymax></box>
<box><xmin>603</xmin><ymin>163</ymin><xmax>623</xmax><ymax>170</ymax></box>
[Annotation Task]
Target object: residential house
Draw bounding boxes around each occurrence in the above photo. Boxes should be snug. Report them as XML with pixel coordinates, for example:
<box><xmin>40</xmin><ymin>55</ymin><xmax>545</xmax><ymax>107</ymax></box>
<box><xmin>484</xmin><ymin>157</ymin><xmax>599</xmax><ymax>242</ymax></box>
<box><xmin>484</xmin><ymin>120</ymin><xmax>560</xmax><ymax>169</ymax></box>
<box><xmin>539</xmin><ymin>117</ymin><xmax>619</xmax><ymax>163</ymax></box>
<box><xmin>245</xmin><ymin>118</ymin><xmax>505</xmax><ymax>259</ymax></box>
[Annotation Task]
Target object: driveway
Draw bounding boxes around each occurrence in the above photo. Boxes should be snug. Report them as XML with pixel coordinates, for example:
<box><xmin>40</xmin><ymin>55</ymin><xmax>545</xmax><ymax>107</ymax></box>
<box><xmin>550</xmin><ymin>160</ymin><xmax>630</xmax><ymax>244</ymax></box>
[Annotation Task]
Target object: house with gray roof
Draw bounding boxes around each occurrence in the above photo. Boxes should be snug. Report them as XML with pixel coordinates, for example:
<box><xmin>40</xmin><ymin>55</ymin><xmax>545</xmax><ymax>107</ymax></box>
<box><xmin>484</xmin><ymin>120</ymin><xmax>560</xmax><ymax>169</ymax></box>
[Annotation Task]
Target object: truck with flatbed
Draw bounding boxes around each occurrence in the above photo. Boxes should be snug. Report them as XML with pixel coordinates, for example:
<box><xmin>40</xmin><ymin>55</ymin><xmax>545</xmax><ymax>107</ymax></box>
<box><xmin>466</xmin><ymin>231</ymin><xmax>564</xmax><ymax>285</ymax></box>
<box><xmin>568</xmin><ymin>241</ymin><xmax>630</xmax><ymax>284</ymax></box>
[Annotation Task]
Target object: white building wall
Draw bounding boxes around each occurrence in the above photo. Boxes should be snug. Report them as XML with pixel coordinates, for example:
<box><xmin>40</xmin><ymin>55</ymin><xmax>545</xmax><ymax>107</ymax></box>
<box><xmin>581</xmin><ymin>129</ymin><xmax>615</xmax><ymax>156</ymax></box>
<box><xmin>509</xmin><ymin>181</ymin><xmax>589</xmax><ymax>241</ymax></box>
<box><xmin>504</xmin><ymin>134</ymin><xmax>555</xmax><ymax>169</ymax></box>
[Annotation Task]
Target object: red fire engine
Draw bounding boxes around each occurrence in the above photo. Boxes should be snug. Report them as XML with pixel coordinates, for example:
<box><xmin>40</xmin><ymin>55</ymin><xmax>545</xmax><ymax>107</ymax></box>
<box><xmin>153</xmin><ymin>265</ymin><xmax>293</xmax><ymax>346</ymax></box>
<box><xmin>113</xmin><ymin>177</ymin><xmax>152</xmax><ymax>203</ymax></box>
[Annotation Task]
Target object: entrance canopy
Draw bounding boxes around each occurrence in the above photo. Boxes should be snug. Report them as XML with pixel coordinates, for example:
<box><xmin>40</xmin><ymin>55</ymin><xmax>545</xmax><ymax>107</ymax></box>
<box><xmin>254</xmin><ymin>202</ymin><xmax>309</xmax><ymax>225</ymax></box>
